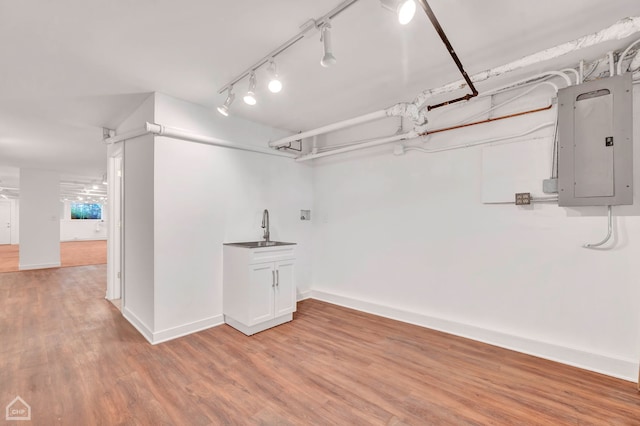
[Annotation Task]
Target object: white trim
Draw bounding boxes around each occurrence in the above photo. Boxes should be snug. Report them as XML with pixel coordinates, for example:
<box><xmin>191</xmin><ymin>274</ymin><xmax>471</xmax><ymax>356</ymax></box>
<box><xmin>123</xmin><ymin>307</ymin><xmax>154</xmax><ymax>343</ymax></box>
<box><xmin>106</xmin><ymin>147</ymin><xmax>123</xmax><ymax>301</ymax></box>
<box><xmin>224</xmin><ymin>314</ymin><xmax>292</xmax><ymax>336</ymax></box>
<box><xmin>151</xmin><ymin>315</ymin><xmax>224</xmax><ymax>345</ymax></box>
<box><xmin>297</xmin><ymin>289</ymin><xmax>312</xmax><ymax>301</ymax></box>
<box><xmin>61</xmin><ymin>237</ymin><xmax>107</xmax><ymax>242</ymax></box>
<box><xmin>18</xmin><ymin>262</ymin><xmax>61</xmax><ymax>270</ymax></box>
<box><xmin>309</xmin><ymin>289</ymin><xmax>638</xmax><ymax>382</ymax></box>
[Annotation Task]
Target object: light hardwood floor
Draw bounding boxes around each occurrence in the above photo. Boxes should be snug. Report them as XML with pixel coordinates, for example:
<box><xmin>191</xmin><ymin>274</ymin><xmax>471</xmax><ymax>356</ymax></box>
<box><xmin>0</xmin><ymin>240</ymin><xmax>107</xmax><ymax>273</ymax></box>
<box><xmin>1</xmin><ymin>265</ymin><xmax>639</xmax><ymax>424</ymax></box>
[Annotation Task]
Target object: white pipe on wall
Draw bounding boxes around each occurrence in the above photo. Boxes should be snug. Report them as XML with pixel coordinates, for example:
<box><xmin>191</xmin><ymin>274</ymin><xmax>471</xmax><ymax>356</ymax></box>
<box><xmin>608</xmin><ymin>51</ymin><xmax>616</xmax><ymax>77</ymax></box>
<box><xmin>450</xmin><ymin>82</ymin><xmax>559</xmax><ymax>128</ymax></box>
<box><xmin>413</xmin><ymin>16</ymin><xmax>640</xmax><ymax>108</ymax></box>
<box><xmin>148</xmin><ymin>123</ymin><xmax>297</xmax><ymax>158</ymax></box>
<box><xmin>630</xmin><ymin>50</ymin><xmax>640</xmax><ymax>72</ymax></box>
<box><xmin>561</xmin><ymin>68</ymin><xmax>580</xmax><ymax>85</ymax></box>
<box><xmin>269</xmin><ymin>110</ymin><xmax>388</xmax><ymax>148</ymax></box>
<box><xmin>274</xmin><ymin>70</ymin><xmax>569</xmax><ymax>156</ymax></box>
<box><xmin>583</xmin><ymin>206</ymin><xmax>613</xmax><ymax>249</ymax></box>
<box><xmin>104</xmin><ymin>122</ymin><xmax>297</xmax><ymax>158</ymax></box>
<box><xmin>103</xmin><ymin>127</ymin><xmax>149</xmax><ymax>144</ymax></box>
<box><xmin>479</xmin><ymin>71</ymin><xmax>571</xmax><ymax>99</ymax></box>
<box><xmin>617</xmin><ymin>37</ymin><xmax>640</xmax><ymax>75</ymax></box>
<box><xmin>403</xmin><ymin>121</ymin><xmax>555</xmax><ymax>155</ymax></box>
<box><xmin>296</xmin><ymin>132</ymin><xmax>417</xmax><ymax>162</ymax></box>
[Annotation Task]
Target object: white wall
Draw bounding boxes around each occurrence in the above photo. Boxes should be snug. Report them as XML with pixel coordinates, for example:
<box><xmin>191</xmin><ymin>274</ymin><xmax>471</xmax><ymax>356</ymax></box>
<box><xmin>310</xmin><ymin>83</ymin><xmax>640</xmax><ymax>381</ymax></box>
<box><xmin>10</xmin><ymin>199</ymin><xmax>19</xmax><ymax>244</ymax></box>
<box><xmin>151</xmin><ymin>93</ymin><xmax>313</xmax><ymax>340</ymax></box>
<box><xmin>117</xmin><ymin>92</ymin><xmax>313</xmax><ymax>343</ymax></box>
<box><xmin>60</xmin><ymin>219</ymin><xmax>107</xmax><ymax>241</ymax></box>
<box><xmin>119</xmin><ymin>94</ymin><xmax>156</xmax><ymax>340</ymax></box>
<box><xmin>4</xmin><ymin>199</ymin><xmax>107</xmax><ymax>243</ymax></box>
<box><xmin>60</xmin><ymin>200</ymin><xmax>107</xmax><ymax>241</ymax></box>
<box><xmin>18</xmin><ymin>168</ymin><xmax>60</xmax><ymax>270</ymax></box>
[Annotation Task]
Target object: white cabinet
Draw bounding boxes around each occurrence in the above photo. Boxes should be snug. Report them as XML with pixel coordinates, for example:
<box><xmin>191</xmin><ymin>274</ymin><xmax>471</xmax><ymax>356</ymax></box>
<box><xmin>223</xmin><ymin>243</ymin><xmax>296</xmax><ymax>335</ymax></box>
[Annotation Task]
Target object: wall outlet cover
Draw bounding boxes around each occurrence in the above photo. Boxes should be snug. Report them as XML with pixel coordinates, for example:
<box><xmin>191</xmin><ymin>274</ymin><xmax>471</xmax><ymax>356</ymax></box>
<box><xmin>543</xmin><ymin>178</ymin><xmax>558</xmax><ymax>194</ymax></box>
<box><xmin>515</xmin><ymin>192</ymin><xmax>531</xmax><ymax>205</ymax></box>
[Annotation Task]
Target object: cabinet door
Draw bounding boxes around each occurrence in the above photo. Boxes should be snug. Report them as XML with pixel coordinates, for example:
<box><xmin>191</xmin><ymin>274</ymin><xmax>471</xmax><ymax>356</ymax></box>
<box><xmin>248</xmin><ymin>263</ymin><xmax>275</xmax><ymax>325</ymax></box>
<box><xmin>274</xmin><ymin>260</ymin><xmax>296</xmax><ymax>317</ymax></box>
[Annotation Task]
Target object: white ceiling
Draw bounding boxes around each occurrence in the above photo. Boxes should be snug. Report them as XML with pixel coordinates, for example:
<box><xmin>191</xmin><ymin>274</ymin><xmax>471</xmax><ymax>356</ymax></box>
<box><xmin>1</xmin><ymin>0</ymin><xmax>639</xmax><ymax>187</ymax></box>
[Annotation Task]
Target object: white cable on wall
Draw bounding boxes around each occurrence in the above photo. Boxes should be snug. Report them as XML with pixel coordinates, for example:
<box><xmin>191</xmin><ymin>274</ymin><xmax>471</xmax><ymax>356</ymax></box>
<box><xmin>401</xmin><ymin>121</ymin><xmax>554</xmax><ymax>155</ymax></box>
<box><xmin>583</xmin><ymin>206</ymin><xmax>613</xmax><ymax>249</ymax></box>
<box><xmin>449</xmin><ymin>82</ymin><xmax>559</xmax><ymax>127</ymax></box>
<box><xmin>561</xmin><ymin>68</ymin><xmax>580</xmax><ymax>85</ymax></box>
<box><xmin>617</xmin><ymin>37</ymin><xmax>640</xmax><ymax>75</ymax></box>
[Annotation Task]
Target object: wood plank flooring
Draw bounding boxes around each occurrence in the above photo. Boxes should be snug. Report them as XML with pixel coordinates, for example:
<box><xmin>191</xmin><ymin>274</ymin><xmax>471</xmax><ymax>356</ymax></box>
<box><xmin>0</xmin><ymin>240</ymin><xmax>107</xmax><ymax>273</ymax></box>
<box><xmin>1</xmin><ymin>265</ymin><xmax>639</xmax><ymax>424</ymax></box>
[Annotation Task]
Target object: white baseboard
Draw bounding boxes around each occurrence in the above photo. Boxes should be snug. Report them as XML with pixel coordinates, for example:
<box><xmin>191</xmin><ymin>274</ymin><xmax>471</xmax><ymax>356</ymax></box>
<box><xmin>61</xmin><ymin>238</ymin><xmax>107</xmax><ymax>242</ymax></box>
<box><xmin>152</xmin><ymin>315</ymin><xmax>224</xmax><ymax>344</ymax></box>
<box><xmin>124</xmin><ymin>307</ymin><xmax>224</xmax><ymax>345</ymax></box>
<box><xmin>297</xmin><ymin>289</ymin><xmax>312</xmax><ymax>301</ymax></box>
<box><xmin>123</xmin><ymin>307</ymin><xmax>154</xmax><ymax>343</ymax></box>
<box><xmin>309</xmin><ymin>289</ymin><xmax>638</xmax><ymax>382</ymax></box>
<box><xmin>19</xmin><ymin>262</ymin><xmax>61</xmax><ymax>270</ymax></box>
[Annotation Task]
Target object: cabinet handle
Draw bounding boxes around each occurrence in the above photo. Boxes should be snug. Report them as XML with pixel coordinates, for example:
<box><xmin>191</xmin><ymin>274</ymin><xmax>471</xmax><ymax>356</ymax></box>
<box><xmin>276</xmin><ymin>270</ymin><xmax>279</xmax><ymax>287</ymax></box>
<box><xmin>272</xmin><ymin>270</ymin><xmax>275</xmax><ymax>287</ymax></box>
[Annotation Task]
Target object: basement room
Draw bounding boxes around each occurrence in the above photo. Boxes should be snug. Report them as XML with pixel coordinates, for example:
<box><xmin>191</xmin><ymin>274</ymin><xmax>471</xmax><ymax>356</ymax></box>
<box><xmin>1</xmin><ymin>0</ymin><xmax>640</xmax><ymax>424</ymax></box>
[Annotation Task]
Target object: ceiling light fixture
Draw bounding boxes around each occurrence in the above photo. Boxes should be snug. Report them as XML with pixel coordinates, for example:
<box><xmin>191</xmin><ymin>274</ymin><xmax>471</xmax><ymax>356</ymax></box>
<box><xmin>215</xmin><ymin>1</ymin><xmax>360</xmax><ymax>107</ymax></box>
<box><xmin>217</xmin><ymin>87</ymin><xmax>236</xmax><ymax>116</ymax></box>
<box><xmin>267</xmin><ymin>60</ymin><xmax>282</xmax><ymax>93</ymax></box>
<box><xmin>320</xmin><ymin>23</ymin><xmax>337</xmax><ymax>68</ymax></box>
<box><xmin>243</xmin><ymin>72</ymin><xmax>257</xmax><ymax>105</ymax></box>
<box><xmin>380</xmin><ymin>0</ymin><xmax>417</xmax><ymax>25</ymax></box>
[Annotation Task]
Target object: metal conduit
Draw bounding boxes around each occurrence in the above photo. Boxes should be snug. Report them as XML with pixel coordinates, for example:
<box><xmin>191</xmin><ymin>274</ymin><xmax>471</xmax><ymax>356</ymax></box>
<box><xmin>417</xmin><ymin>0</ymin><xmax>478</xmax><ymax>110</ymax></box>
<box><xmin>583</xmin><ymin>206</ymin><xmax>613</xmax><ymax>249</ymax></box>
<box><xmin>418</xmin><ymin>104</ymin><xmax>553</xmax><ymax>137</ymax></box>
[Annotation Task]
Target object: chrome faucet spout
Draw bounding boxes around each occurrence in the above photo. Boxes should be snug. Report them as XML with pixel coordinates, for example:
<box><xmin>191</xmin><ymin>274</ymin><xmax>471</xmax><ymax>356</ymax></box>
<box><xmin>261</xmin><ymin>209</ymin><xmax>270</xmax><ymax>242</ymax></box>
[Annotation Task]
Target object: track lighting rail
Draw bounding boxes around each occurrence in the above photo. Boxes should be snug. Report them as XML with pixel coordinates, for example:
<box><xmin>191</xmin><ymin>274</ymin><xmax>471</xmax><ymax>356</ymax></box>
<box><xmin>417</xmin><ymin>0</ymin><xmax>478</xmax><ymax>110</ymax></box>
<box><xmin>217</xmin><ymin>0</ymin><xmax>360</xmax><ymax>95</ymax></box>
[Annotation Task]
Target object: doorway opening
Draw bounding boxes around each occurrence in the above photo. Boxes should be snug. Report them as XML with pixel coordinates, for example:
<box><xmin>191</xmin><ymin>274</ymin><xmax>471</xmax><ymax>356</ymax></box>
<box><xmin>106</xmin><ymin>146</ymin><xmax>124</xmax><ymax>311</ymax></box>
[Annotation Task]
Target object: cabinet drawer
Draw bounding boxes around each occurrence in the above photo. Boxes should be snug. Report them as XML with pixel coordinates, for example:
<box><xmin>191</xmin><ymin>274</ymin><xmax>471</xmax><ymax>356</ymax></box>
<box><xmin>250</xmin><ymin>246</ymin><xmax>295</xmax><ymax>264</ymax></box>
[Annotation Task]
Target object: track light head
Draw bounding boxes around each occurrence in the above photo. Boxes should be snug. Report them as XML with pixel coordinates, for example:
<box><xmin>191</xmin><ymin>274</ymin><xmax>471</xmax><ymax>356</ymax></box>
<box><xmin>217</xmin><ymin>87</ymin><xmax>235</xmax><ymax>116</ymax></box>
<box><xmin>320</xmin><ymin>24</ymin><xmax>336</xmax><ymax>68</ymax></box>
<box><xmin>243</xmin><ymin>72</ymin><xmax>257</xmax><ymax>105</ymax></box>
<box><xmin>380</xmin><ymin>0</ymin><xmax>416</xmax><ymax>25</ymax></box>
<box><xmin>267</xmin><ymin>60</ymin><xmax>283</xmax><ymax>93</ymax></box>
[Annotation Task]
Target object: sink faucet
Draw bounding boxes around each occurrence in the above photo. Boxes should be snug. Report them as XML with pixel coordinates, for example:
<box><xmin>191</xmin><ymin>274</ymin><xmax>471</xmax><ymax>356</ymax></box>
<box><xmin>261</xmin><ymin>209</ymin><xmax>270</xmax><ymax>242</ymax></box>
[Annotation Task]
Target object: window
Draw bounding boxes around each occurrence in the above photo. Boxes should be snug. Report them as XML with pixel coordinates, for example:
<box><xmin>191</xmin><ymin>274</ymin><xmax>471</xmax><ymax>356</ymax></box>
<box><xmin>71</xmin><ymin>203</ymin><xmax>102</xmax><ymax>220</ymax></box>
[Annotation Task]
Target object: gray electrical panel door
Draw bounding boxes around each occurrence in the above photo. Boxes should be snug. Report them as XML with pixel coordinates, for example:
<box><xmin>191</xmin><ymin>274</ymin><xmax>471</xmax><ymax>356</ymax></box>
<box><xmin>573</xmin><ymin>91</ymin><xmax>614</xmax><ymax>198</ymax></box>
<box><xmin>557</xmin><ymin>73</ymin><xmax>633</xmax><ymax>206</ymax></box>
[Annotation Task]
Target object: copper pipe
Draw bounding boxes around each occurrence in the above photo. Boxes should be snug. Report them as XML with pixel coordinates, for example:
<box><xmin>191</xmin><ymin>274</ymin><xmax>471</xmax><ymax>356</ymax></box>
<box><xmin>418</xmin><ymin>104</ymin><xmax>553</xmax><ymax>137</ymax></box>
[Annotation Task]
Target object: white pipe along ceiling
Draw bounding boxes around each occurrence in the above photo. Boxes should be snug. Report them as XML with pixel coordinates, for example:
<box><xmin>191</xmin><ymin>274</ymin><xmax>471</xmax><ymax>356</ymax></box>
<box><xmin>268</xmin><ymin>15</ymin><xmax>640</xmax><ymax>160</ymax></box>
<box><xmin>102</xmin><ymin>14</ymin><xmax>640</xmax><ymax>162</ymax></box>
<box><xmin>104</xmin><ymin>122</ymin><xmax>296</xmax><ymax>159</ymax></box>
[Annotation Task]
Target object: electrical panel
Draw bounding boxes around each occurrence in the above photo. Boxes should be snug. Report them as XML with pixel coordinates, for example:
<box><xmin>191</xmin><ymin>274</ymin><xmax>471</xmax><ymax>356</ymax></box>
<box><xmin>557</xmin><ymin>73</ymin><xmax>633</xmax><ymax>206</ymax></box>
